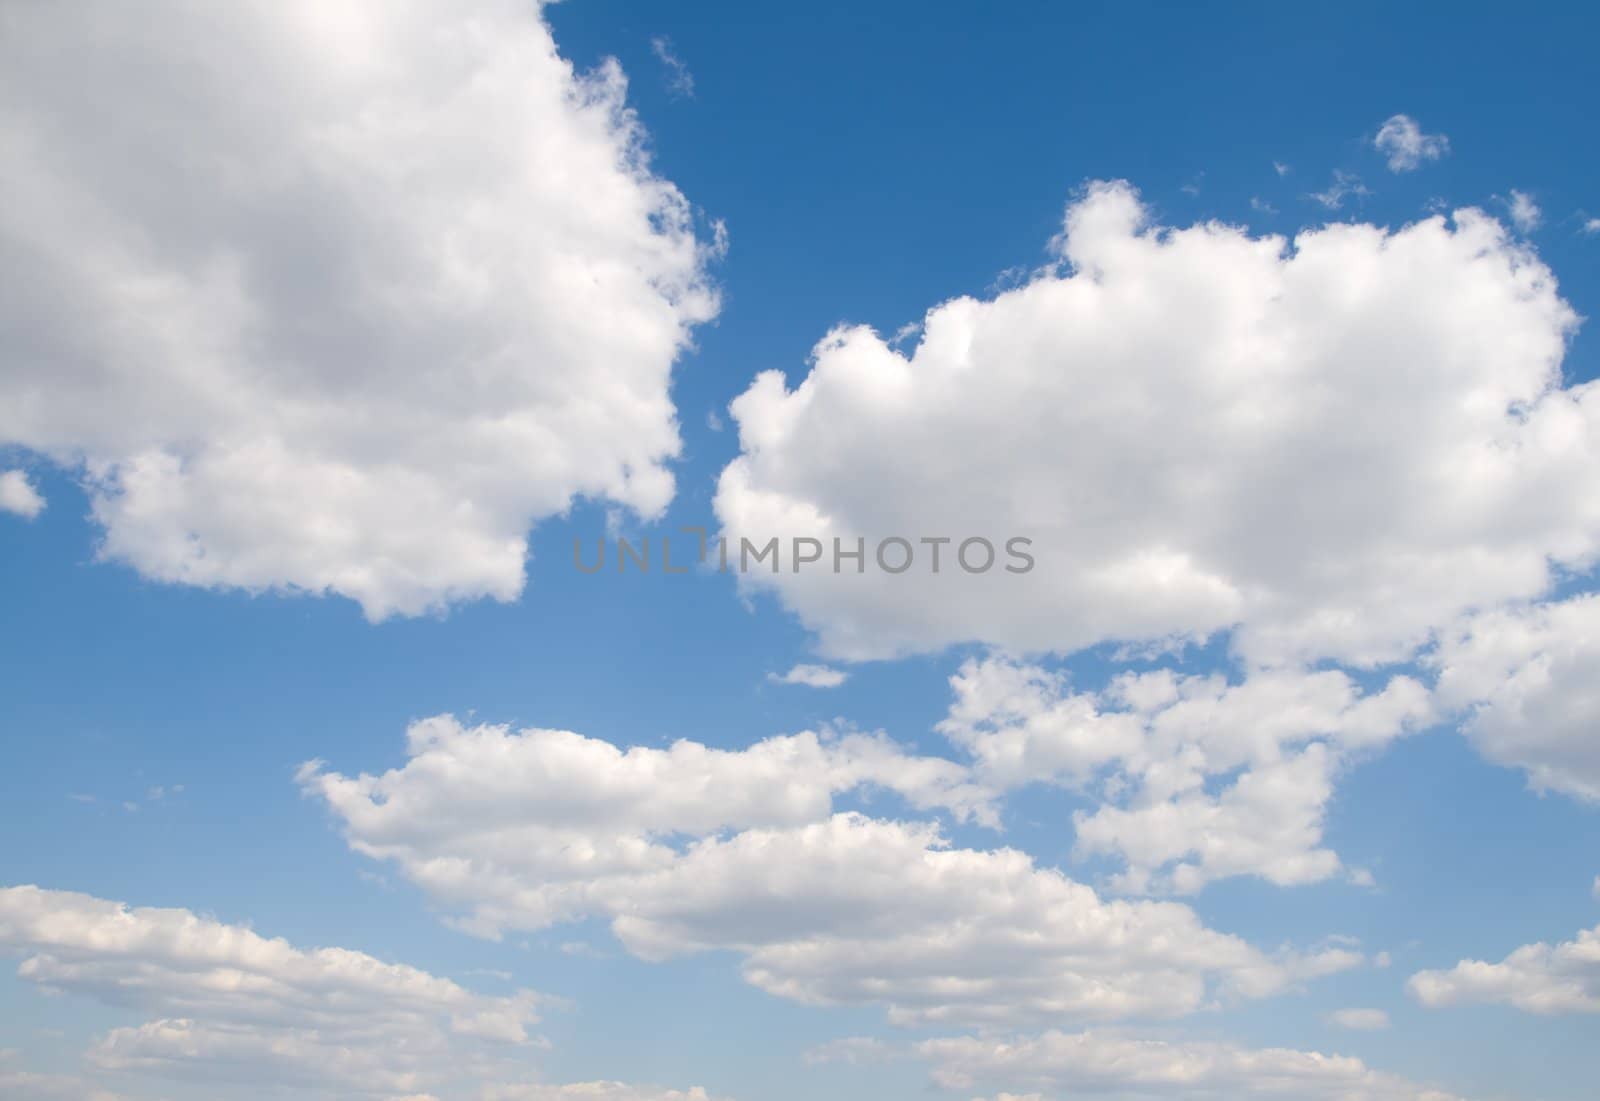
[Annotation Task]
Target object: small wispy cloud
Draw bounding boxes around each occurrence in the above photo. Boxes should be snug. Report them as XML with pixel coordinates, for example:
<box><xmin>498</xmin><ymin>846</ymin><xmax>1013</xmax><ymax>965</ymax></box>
<box><xmin>1374</xmin><ymin>114</ymin><xmax>1449</xmax><ymax>172</ymax></box>
<box><xmin>1506</xmin><ymin>189</ymin><xmax>1542</xmax><ymax>233</ymax></box>
<box><xmin>651</xmin><ymin>36</ymin><xmax>695</xmax><ymax>99</ymax></box>
<box><xmin>1328</xmin><ymin>1008</ymin><xmax>1391</xmax><ymax>1031</ymax></box>
<box><xmin>1249</xmin><ymin>196</ymin><xmax>1278</xmax><ymax>216</ymax></box>
<box><xmin>1580</xmin><ymin>216</ymin><xmax>1599</xmax><ymax>236</ymax></box>
<box><xmin>802</xmin><ymin>1036</ymin><xmax>898</xmax><ymax>1066</ymax></box>
<box><xmin>1309</xmin><ymin>170</ymin><xmax>1371</xmax><ymax>210</ymax></box>
<box><xmin>1274</xmin><ymin>160</ymin><xmax>1292</xmax><ymax>177</ymax></box>
<box><xmin>0</xmin><ymin>469</ymin><xmax>45</xmax><ymax>519</ymax></box>
<box><xmin>769</xmin><ymin>663</ymin><xmax>848</xmax><ymax>688</ymax></box>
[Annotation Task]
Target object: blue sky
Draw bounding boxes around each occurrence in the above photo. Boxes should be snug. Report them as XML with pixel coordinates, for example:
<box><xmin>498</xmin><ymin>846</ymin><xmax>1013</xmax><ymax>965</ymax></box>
<box><xmin>3</xmin><ymin>3</ymin><xmax>1600</xmax><ymax>1100</ymax></box>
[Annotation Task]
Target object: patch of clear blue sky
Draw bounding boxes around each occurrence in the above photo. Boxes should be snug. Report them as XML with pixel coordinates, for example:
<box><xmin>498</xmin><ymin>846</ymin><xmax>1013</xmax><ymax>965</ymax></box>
<box><xmin>3</xmin><ymin>2</ymin><xmax>1599</xmax><ymax>1097</ymax></box>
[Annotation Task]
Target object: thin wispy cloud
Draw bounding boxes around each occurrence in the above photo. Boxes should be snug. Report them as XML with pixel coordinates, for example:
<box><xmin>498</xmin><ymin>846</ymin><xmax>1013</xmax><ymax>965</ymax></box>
<box><xmin>1507</xmin><ymin>189</ymin><xmax>1542</xmax><ymax>232</ymax></box>
<box><xmin>651</xmin><ymin>36</ymin><xmax>695</xmax><ymax>99</ymax></box>
<box><xmin>769</xmin><ymin>663</ymin><xmax>849</xmax><ymax>688</ymax></box>
<box><xmin>1309</xmin><ymin>170</ymin><xmax>1372</xmax><ymax>209</ymax></box>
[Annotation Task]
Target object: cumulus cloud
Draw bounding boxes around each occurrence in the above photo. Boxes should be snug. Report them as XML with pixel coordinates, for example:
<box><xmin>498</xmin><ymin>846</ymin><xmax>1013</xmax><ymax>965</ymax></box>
<box><xmin>1432</xmin><ymin>593</ymin><xmax>1600</xmax><ymax>800</ymax></box>
<box><xmin>714</xmin><ymin>181</ymin><xmax>1590</xmax><ymax>668</ymax></box>
<box><xmin>936</xmin><ymin>657</ymin><xmax>1432</xmax><ymax>893</ymax></box>
<box><xmin>1374</xmin><ymin>114</ymin><xmax>1450</xmax><ymax>172</ymax></box>
<box><xmin>0</xmin><ymin>884</ymin><xmax>542</xmax><ymax>1096</ymax></box>
<box><xmin>919</xmin><ymin>1030</ymin><xmax>1464</xmax><ymax>1100</ymax></box>
<box><xmin>303</xmin><ymin>717</ymin><xmax>1359</xmax><ymax>1027</ymax></box>
<box><xmin>0</xmin><ymin>0</ymin><xmax>720</xmax><ymax>619</ymax></box>
<box><xmin>0</xmin><ymin>469</ymin><xmax>45</xmax><ymax>518</ymax></box>
<box><xmin>1409</xmin><ymin>918</ymin><xmax>1600</xmax><ymax>1013</ymax></box>
<box><xmin>769</xmin><ymin>663</ymin><xmax>849</xmax><ymax>688</ymax></box>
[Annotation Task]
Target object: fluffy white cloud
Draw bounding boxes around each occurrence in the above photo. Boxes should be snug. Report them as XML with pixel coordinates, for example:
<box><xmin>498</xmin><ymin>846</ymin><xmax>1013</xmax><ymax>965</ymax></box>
<box><xmin>1374</xmin><ymin>114</ymin><xmax>1450</xmax><ymax>172</ymax></box>
<box><xmin>304</xmin><ymin>719</ymin><xmax>1359</xmax><ymax>1027</ymax></box>
<box><xmin>0</xmin><ymin>884</ymin><xmax>541</xmax><ymax>1096</ymax></box>
<box><xmin>920</xmin><ymin>1030</ymin><xmax>1464</xmax><ymax>1101</ymax></box>
<box><xmin>300</xmin><ymin>715</ymin><xmax>998</xmax><ymax>884</ymax></box>
<box><xmin>0</xmin><ymin>0</ymin><xmax>719</xmax><ymax>618</ymax></box>
<box><xmin>1408</xmin><ymin>919</ymin><xmax>1600</xmax><ymax>1013</ymax></box>
<box><xmin>937</xmin><ymin>657</ymin><xmax>1432</xmax><ymax>892</ymax></box>
<box><xmin>714</xmin><ymin>182</ymin><xmax>1590</xmax><ymax>668</ymax></box>
<box><xmin>1432</xmin><ymin>593</ymin><xmax>1600</xmax><ymax>800</ymax></box>
<box><xmin>769</xmin><ymin>663</ymin><xmax>849</xmax><ymax>688</ymax></box>
<box><xmin>1327</xmin><ymin>1007</ymin><xmax>1390</xmax><ymax>1031</ymax></box>
<box><xmin>0</xmin><ymin>469</ymin><xmax>45</xmax><ymax>518</ymax></box>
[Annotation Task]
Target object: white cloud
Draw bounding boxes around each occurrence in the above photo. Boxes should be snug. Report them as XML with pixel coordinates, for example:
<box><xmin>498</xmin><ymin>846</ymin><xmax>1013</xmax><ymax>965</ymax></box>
<box><xmin>802</xmin><ymin>1036</ymin><xmax>897</xmax><ymax>1066</ymax></box>
<box><xmin>0</xmin><ymin>0</ymin><xmax>720</xmax><ymax>620</ymax></box>
<box><xmin>1374</xmin><ymin>114</ymin><xmax>1450</xmax><ymax>172</ymax></box>
<box><xmin>650</xmin><ymin>37</ymin><xmax>695</xmax><ymax>99</ymax></box>
<box><xmin>0</xmin><ymin>469</ymin><xmax>45</xmax><ymax>519</ymax></box>
<box><xmin>1409</xmin><ymin>918</ymin><xmax>1600</xmax><ymax>1014</ymax></box>
<box><xmin>300</xmin><ymin>714</ymin><xmax>997</xmax><ymax>862</ymax></box>
<box><xmin>463</xmin><ymin>1081</ymin><xmax>724</xmax><ymax>1101</ymax></box>
<box><xmin>714</xmin><ymin>181</ymin><xmax>1589</xmax><ymax>668</ymax></box>
<box><xmin>1432</xmin><ymin>594</ymin><xmax>1600</xmax><ymax>800</ymax></box>
<box><xmin>1585</xmin><ymin>218</ymin><xmax>1600</xmax><ymax>235</ymax></box>
<box><xmin>0</xmin><ymin>884</ymin><xmax>542</xmax><ymax>1096</ymax></box>
<box><xmin>937</xmin><ymin>657</ymin><xmax>1432</xmax><ymax>893</ymax></box>
<box><xmin>304</xmin><ymin>718</ymin><xmax>1359</xmax><ymax>1027</ymax></box>
<box><xmin>1507</xmin><ymin>189</ymin><xmax>1542</xmax><ymax>233</ymax></box>
<box><xmin>769</xmin><ymin>663</ymin><xmax>849</xmax><ymax>688</ymax></box>
<box><xmin>1328</xmin><ymin>1007</ymin><xmax>1390</xmax><ymax>1030</ymax></box>
<box><xmin>1308</xmin><ymin>170</ymin><xmax>1371</xmax><ymax>209</ymax></box>
<box><xmin>0</xmin><ymin>1050</ymin><xmax>125</xmax><ymax>1101</ymax></box>
<box><xmin>919</xmin><ymin>1030</ymin><xmax>1464</xmax><ymax>1100</ymax></box>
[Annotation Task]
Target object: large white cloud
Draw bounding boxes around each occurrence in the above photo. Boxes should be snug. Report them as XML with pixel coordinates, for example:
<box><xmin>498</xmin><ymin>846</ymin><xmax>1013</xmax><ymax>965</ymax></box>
<box><xmin>919</xmin><ymin>1030</ymin><xmax>1466</xmax><ymax>1101</ymax></box>
<box><xmin>937</xmin><ymin>657</ymin><xmax>1432</xmax><ymax>893</ymax></box>
<box><xmin>714</xmin><ymin>182</ymin><xmax>1591</xmax><ymax>667</ymax></box>
<box><xmin>0</xmin><ymin>0</ymin><xmax>719</xmax><ymax>618</ymax></box>
<box><xmin>1431</xmin><ymin>593</ymin><xmax>1600</xmax><ymax>800</ymax></box>
<box><xmin>1408</xmin><ymin>918</ymin><xmax>1600</xmax><ymax>1014</ymax></box>
<box><xmin>303</xmin><ymin>717</ymin><xmax>1361</xmax><ymax>1027</ymax></box>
